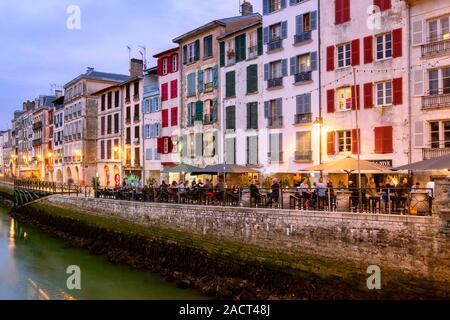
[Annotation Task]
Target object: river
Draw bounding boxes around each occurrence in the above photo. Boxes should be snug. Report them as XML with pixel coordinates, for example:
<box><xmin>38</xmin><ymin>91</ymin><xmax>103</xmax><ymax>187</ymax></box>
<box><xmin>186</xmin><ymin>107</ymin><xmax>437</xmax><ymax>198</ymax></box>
<box><xmin>0</xmin><ymin>207</ymin><xmax>205</xmax><ymax>300</ymax></box>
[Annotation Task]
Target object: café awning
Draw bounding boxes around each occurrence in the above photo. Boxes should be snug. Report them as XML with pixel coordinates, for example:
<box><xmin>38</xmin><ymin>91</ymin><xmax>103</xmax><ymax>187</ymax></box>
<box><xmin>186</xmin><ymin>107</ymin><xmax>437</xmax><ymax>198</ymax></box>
<box><xmin>160</xmin><ymin>163</ymin><xmax>203</xmax><ymax>174</ymax></box>
<box><xmin>394</xmin><ymin>154</ymin><xmax>450</xmax><ymax>171</ymax></box>
<box><xmin>192</xmin><ymin>164</ymin><xmax>260</xmax><ymax>175</ymax></box>
<box><xmin>303</xmin><ymin>156</ymin><xmax>392</xmax><ymax>173</ymax></box>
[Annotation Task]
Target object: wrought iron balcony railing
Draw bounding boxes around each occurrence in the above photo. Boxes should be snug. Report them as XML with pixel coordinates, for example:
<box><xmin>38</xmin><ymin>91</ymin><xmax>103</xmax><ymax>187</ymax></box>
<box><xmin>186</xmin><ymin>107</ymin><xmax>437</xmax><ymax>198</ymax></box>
<box><xmin>421</xmin><ymin>36</ymin><xmax>450</xmax><ymax>57</ymax></box>
<box><xmin>267</xmin><ymin>77</ymin><xmax>283</xmax><ymax>89</ymax></box>
<box><xmin>267</xmin><ymin>116</ymin><xmax>283</xmax><ymax>128</ymax></box>
<box><xmin>422</xmin><ymin>92</ymin><xmax>450</xmax><ymax>110</ymax></box>
<box><xmin>294</xmin><ymin>31</ymin><xmax>312</xmax><ymax>45</ymax></box>
<box><xmin>294</xmin><ymin>71</ymin><xmax>312</xmax><ymax>84</ymax></box>
<box><xmin>267</xmin><ymin>38</ymin><xmax>283</xmax><ymax>52</ymax></box>
<box><xmin>423</xmin><ymin>147</ymin><xmax>450</xmax><ymax>160</ymax></box>
<box><xmin>294</xmin><ymin>113</ymin><xmax>312</xmax><ymax>125</ymax></box>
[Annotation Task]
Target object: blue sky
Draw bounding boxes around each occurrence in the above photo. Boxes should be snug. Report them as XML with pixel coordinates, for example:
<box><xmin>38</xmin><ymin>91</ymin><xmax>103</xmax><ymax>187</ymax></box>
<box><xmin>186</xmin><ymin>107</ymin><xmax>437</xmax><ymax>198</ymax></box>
<box><xmin>0</xmin><ymin>0</ymin><xmax>262</xmax><ymax>130</ymax></box>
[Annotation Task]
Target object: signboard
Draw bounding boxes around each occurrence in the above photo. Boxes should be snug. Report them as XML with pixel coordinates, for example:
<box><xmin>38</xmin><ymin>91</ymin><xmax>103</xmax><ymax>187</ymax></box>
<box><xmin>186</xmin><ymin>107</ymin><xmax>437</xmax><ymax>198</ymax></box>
<box><xmin>369</xmin><ymin>160</ymin><xmax>393</xmax><ymax>167</ymax></box>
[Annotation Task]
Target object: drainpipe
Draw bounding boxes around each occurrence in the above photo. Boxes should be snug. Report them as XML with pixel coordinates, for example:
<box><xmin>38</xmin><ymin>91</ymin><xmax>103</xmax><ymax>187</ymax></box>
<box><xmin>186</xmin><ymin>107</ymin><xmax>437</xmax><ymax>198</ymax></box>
<box><xmin>318</xmin><ymin>0</ymin><xmax>323</xmax><ymax>168</ymax></box>
<box><xmin>407</xmin><ymin>2</ymin><xmax>413</xmax><ymax>166</ymax></box>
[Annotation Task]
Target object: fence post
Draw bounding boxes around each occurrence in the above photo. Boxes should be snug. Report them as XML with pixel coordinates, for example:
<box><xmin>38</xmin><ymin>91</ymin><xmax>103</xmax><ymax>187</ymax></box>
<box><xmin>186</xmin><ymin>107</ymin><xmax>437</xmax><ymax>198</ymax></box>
<box><xmin>388</xmin><ymin>188</ymin><xmax>391</xmax><ymax>215</ymax></box>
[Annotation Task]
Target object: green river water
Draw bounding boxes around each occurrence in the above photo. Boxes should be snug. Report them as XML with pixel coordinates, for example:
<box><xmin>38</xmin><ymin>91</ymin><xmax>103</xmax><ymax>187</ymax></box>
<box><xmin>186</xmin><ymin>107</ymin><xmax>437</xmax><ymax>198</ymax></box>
<box><xmin>0</xmin><ymin>207</ymin><xmax>205</xmax><ymax>300</ymax></box>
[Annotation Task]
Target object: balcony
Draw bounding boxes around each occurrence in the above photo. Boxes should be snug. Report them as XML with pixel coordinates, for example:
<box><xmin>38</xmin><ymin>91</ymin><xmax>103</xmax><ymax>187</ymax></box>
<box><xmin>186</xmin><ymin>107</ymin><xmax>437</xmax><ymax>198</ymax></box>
<box><xmin>422</xmin><ymin>93</ymin><xmax>450</xmax><ymax>110</ymax></box>
<box><xmin>267</xmin><ymin>77</ymin><xmax>283</xmax><ymax>89</ymax></box>
<box><xmin>267</xmin><ymin>39</ymin><xmax>283</xmax><ymax>52</ymax></box>
<box><xmin>32</xmin><ymin>138</ymin><xmax>42</xmax><ymax>147</ymax></box>
<box><xmin>32</xmin><ymin>121</ymin><xmax>43</xmax><ymax>130</ymax></box>
<box><xmin>423</xmin><ymin>147</ymin><xmax>450</xmax><ymax>160</ymax></box>
<box><xmin>294</xmin><ymin>71</ymin><xmax>312</xmax><ymax>84</ymax></box>
<box><xmin>294</xmin><ymin>31</ymin><xmax>312</xmax><ymax>45</ymax></box>
<box><xmin>267</xmin><ymin>116</ymin><xmax>283</xmax><ymax>128</ymax></box>
<box><xmin>248</xmin><ymin>45</ymin><xmax>258</xmax><ymax>59</ymax></box>
<box><xmin>203</xmin><ymin>114</ymin><xmax>215</xmax><ymax>125</ymax></box>
<box><xmin>204</xmin><ymin>82</ymin><xmax>214</xmax><ymax>93</ymax></box>
<box><xmin>295</xmin><ymin>150</ymin><xmax>313</xmax><ymax>162</ymax></box>
<box><xmin>294</xmin><ymin>113</ymin><xmax>313</xmax><ymax>125</ymax></box>
<box><xmin>421</xmin><ymin>36</ymin><xmax>450</xmax><ymax>58</ymax></box>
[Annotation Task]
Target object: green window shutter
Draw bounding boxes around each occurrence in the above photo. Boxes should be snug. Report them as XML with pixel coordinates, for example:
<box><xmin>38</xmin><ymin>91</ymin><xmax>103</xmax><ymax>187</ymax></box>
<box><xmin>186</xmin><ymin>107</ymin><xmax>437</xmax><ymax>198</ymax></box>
<box><xmin>220</xmin><ymin>42</ymin><xmax>225</xmax><ymax>67</ymax></box>
<box><xmin>212</xmin><ymin>65</ymin><xmax>219</xmax><ymax>88</ymax></box>
<box><xmin>194</xmin><ymin>39</ymin><xmax>200</xmax><ymax>61</ymax></box>
<box><xmin>226</xmin><ymin>71</ymin><xmax>236</xmax><ymax>98</ymax></box>
<box><xmin>187</xmin><ymin>103</ymin><xmax>192</xmax><ymax>126</ymax></box>
<box><xmin>187</xmin><ymin>73</ymin><xmax>196</xmax><ymax>97</ymax></box>
<box><xmin>226</xmin><ymin>106</ymin><xmax>236</xmax><ymax>130</ymax></box>
<box><xmin>246</xmin><ymin>64</ymin><xmax>257</xmax><ymax>94</ymax></box>
<box><xmin>257</xmin><ymin>27</ymin><xmax>263</xmax><ymax>56</ymax></box>
<box><xmin>235</xmin><ymin>34</ymin><xmax>246</xmax><ymax>62</ymax></box>
<box><xmin>251</xmin><ymin>102</ymin><xmax>258</xmax><ymax>129</ymax></box>
<box><xmin>212</xmin><ymin>98</ymin><xmax>218</xmax><ymax>122</ymax></box>
<box><xmin>181</xmin><ymin>135</ymin><xmax>187</xmax><ymax>158</ymax></box>
<box><xmin>246</xmin><ymin>103</ymin><xmax>251</xmax><ymax>130</ymax></box>
<box><xmin>195</xmin><ymin>100</ymin><xmax>204</xmax><ymax>122</ymax></box>
<box><xmin>198</xmin><ymin>69</ymin><xmax>204</xmax><ymax>93</ymax></box>
<box><xmin>213</xmin><ymin>131</ymin><xmax>218</xmax><ymax>157</ymax></box>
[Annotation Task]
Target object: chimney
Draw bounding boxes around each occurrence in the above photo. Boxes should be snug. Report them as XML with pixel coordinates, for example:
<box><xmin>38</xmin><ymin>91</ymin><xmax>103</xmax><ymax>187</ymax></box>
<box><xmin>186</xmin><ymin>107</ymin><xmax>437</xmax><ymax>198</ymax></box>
<box><xmin>130</xmin><ymin>58</ymin><xmax>143</xmax><ymax>78</ymax></box>
<box><xmin>241</xmin><ymin>0</ymin><xmax>253</xmax><ymax>15</ymax></box>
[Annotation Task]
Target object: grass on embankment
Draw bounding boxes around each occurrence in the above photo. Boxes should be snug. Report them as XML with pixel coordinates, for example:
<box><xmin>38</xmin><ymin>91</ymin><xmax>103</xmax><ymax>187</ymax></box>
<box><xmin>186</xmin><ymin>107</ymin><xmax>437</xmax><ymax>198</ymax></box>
<box><xmin>13</xmin><ymin>200</ymin><xmax>450</xmax><ymax>300</ymax></box>
<box><xmin>0</xmin><ymin>185</ymin><xmax>14</xmax><ymax>197</ymax></box>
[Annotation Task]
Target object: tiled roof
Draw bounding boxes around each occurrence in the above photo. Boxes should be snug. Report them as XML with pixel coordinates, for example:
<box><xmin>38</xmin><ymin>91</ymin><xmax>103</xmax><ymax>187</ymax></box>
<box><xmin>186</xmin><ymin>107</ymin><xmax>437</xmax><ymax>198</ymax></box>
<box><xmin>65</xmin><ymin>69</ymin><xmax>129</xmax><ymax>87</ymax></box>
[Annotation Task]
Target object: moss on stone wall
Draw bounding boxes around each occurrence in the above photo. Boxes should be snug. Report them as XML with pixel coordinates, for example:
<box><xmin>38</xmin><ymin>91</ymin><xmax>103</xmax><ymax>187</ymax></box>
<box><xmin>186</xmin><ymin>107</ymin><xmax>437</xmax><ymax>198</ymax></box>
<box><xmin>12</xmin><ymin>201</ymin><xmax>450</xmax><ymax>300</ymax></box>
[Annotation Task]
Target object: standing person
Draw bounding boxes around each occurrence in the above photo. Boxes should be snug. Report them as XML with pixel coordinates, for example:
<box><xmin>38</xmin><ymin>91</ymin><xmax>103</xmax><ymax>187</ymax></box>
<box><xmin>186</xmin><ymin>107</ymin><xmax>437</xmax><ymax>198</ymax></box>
<box><xmin>426</xmin><ymin>177</ymin><xmax>435</xmax><ymax>215</ymax></box>
<box><xmin>366</xmin><ymin>177</ymin><xmax>378</xmax><ymax>212</ymax></box>
<box><xmin>316</xmin><ymin>177</ymin><xmax>327</xmax><ymax>210</ymax></box>
<box><xmin>300</xmin><ymin>177</ymin><xmax>312</xmax><ymax>209</ymax></box>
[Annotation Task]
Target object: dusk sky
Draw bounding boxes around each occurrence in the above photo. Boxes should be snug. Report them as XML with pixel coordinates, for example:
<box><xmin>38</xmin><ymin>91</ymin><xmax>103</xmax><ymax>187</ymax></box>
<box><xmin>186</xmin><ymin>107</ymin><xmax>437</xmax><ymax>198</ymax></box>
<box><xmin>0</xmin><ymin>0</ymin><xmax>262</xmax><ymax>130</ymax></box>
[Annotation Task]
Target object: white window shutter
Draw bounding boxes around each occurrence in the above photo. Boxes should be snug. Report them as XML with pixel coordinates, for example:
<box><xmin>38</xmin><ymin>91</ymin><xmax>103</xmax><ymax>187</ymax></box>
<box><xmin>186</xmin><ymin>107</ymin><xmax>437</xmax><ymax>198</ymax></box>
<box><xmin>412</xmin><ymin>20</ymin><xmax>423</xmax><ymax>46</ymax></box>
<box><xmin>413</xmin><ymin>69</ymin><xmax>424</xmax><ymax>97</ymax></box>
<box><xmin>414</xmin><ymin>121</ymin><xmax>425</xmax><ymax>148</ymax></box>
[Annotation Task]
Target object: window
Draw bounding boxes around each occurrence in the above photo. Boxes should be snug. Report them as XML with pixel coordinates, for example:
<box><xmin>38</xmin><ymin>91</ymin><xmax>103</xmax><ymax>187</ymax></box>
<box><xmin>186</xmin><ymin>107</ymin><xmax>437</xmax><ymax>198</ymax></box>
<box><xmin>429</xmin><ymin>67</ymin><xmax>450</xmax><ymax>95</ymax></box>
<box><xmin>134</xmin><ymin>81</ymin><xmax>139</xmax><ymax>97</ymax></box>
<box><xmin>204</xmin><ymin>35</ymin><xmax>213</xmax><ymax>58</ymax></box>
<box><xmin>101</xmin><ymin>95</ymin><xmax>106</xmax><ymax>111</ymax></box>
<box><xmin>107</xmin><ymin>115</ymin><xmax>112</xmax><ymax>134</ymax></box>
<box><xmin>376</xmin><ymin>33</ymin><xmax>392</xmax><ymax>60</ymax></box>
<box><xmin>187</xmin><ymin>42</ymin><xmax>197</xmax><ymax>63</ymax></box>
<box><xmin>114</xmin><ymin>114</ymin><xmax>119</xmax><ymax>134</ymax></box>
<box><xmin>430</xmin><ymin>122</ymin><xmax>440</xmax><ymax>148</ymax></box>
<box><xmin>100</xmin><ymin>141</ymin><xmax>105</xmax><ymax>160</ymax></box>
<box><xmin>187</xmin><ymin>102</ymin><xmax>196</xmax><ymax>126</ymax></box>
<box><xmin>100</xmin><ymin>116</ymin><xmax>105</xmax><ymax>136</ymax></box>
<box><xmin>269</xmin><ymin>133</ymin><xmax>283</xmax><ymax>163</ymax></box>
<box><xmin>269</xmin><ymin>23</ymin><xmax>281</xmax><ymax>42</ymax></box>
<box><xmin>247</xmin><ymin>102</ymin><xmax>258</xmax><ymax>130</ymax></box>
<box><xmin>134</xmin><ymin>126</ymin><xmax>140</xmax><ymax>140</ymax></box>
<box><xmin>115</xmin><ymin>91</ymin><xmax>120</xmax><ymax>108</ymax></box>
<box><xmin>246</xmin><ymin>136</ymin><xmax>258</xmax><ymax>165</ymax></box>
<box><xmin>296</xmin><ymin>93</ymin><xmax>312</xmax><ymax>124</ymax></box>
<box><xmin>337</xmin><ymin>43</ymin><xmax>351</xmax><ymax>68</ymax></box>
<box><xmin>268</xmin><ymin>0</ymin><xmax>281</xmax><ymax>14</ymax></box>
<box><xmin>225</xmin><ymin>71</ymin><xmax>236</xmax><ymax>98</ymax></box>
<box><xmin>296</xmin><ymin>131</ymin><xmax>312</xmax><ymax>161</ymax></box>
<box><xmin>203</xmin><ymin>132</ymin><xmax>216</xmax><ymax>157</ymax></box>
<box><xmin>376</xmin><ymin>81</ymin><xmax>393</xmax><ymax>106</ymax></box>
<box><xmin>125</xmin><ymin>84</ymin><xmax>130</xmax><ymax>101</ymax></box>
<box><xmin>172</xmin><ymin>54</ymin><xmax>178</xmax><ymax>72</ymax></box>
<box><xmin>338</xmin><ymin>131</ymin><xmax>352</xmax><ymax>152</ymax></box>
<box><xmin>226</xmin><ymin>106</ymin><xmax>236</xmax><ymax>131</ymax></box>
<box><xmin>428</xmin><ymin>16</ymin><xmax>450</xmax><ymax>42</ymax></box>
<box><xmin>162</xmin><ymin>58</ymin><xmax>168</xmax><ymax>75</ymax></box>
<box><xmin>429</xmin><ymin>121</ymin><xmax>450</xmax><ymax>148</ymax></box>
<box><xmin>204</xmin><ymin>68</ymin><xmax>213</xmax><ymax>85</ymax></box>
<box><xmin>298</xmin><ymin>53</ymin><xmax>311</xmax><ymax>72</ymax></box>
<box><xmin>107</xmin><ymin>92</ymin><xmax>112</xmax><ymax>109</ymax></box>
<box><xmin>337</xmin><ymin>87</ymin><xmax>352</xmax><ymax>111</ymax></box>
<box><xmin>270</xmin><ymin>60</ymin><xmax>282</xmax><ymax>79</ymax></box>
<box><xmin>107</xmin><ymin>140</ymin><xmax>112</xmax><ymax>160</ymax></box>
<box><xmin>303</xmin><ymin>13</ymin><xmax>311</xmax><ymax>33</ymax></box>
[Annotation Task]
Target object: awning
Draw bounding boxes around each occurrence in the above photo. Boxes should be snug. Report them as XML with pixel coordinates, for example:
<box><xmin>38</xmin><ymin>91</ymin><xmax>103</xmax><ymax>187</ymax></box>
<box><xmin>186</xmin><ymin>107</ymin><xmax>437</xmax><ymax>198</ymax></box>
<box><xmin>394</xmin><ymin>154</ymin><xmax>450</xmax><ymax>171</ymax></box>
<box><xmin>303</xmin><ymin>156</ymin><xmax>392</xmax><ymax>173</ymax></box>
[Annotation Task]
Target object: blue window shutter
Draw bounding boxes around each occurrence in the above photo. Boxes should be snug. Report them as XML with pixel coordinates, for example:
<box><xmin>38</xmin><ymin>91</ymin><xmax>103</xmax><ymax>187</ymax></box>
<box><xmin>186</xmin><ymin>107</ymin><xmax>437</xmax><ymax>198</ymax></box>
<box><xmin>187</xmin><ymin>103</ymin><xmax>192</xmax><ymax>125</ymax></box>
<box><xmin>281</xmin><ymin>59</ymin><xmax>288</xmax><ymax>77</ymax></box>
<box><xmin>311</xmin><ymin>11</ymin><xmax>317</xmax><ymax>30</ymax></box>
<box><xmin>263</xmin><ymin>27</ymin><xmax>269</xmax><ymax>45</ymax></box>
<box><xmin>290</xmin><ymin>57</ymin><xmax>296</xmax><ymax>76</ymax></box>
<box><xmin>296</xmin><ymin>14</ymin><xmax>303</xmax><ymax>35</ymax></box>
<box><xmin>277</xmin><ymin>98</ymin><xmax>283</xmax><ymax>117</ymax></box>
<box><xmin>296</xmin><ymin>95</ymin><xmax>303</xmax><ymax>114</ymax></box>
<box><xmin>198</xmin><ymin>69</ymin><xmax>204</xmax><ymax>93</ymax></box>
<box><xmin>146</xmin><ymin>148</ymin><xmax>152</xmax><ymax>160</ymax></box>
<box><xmin>264</xmin><ymin>63</ymin><xmax>269</xmax><ymax>81</ymax></box>
<box><xmin>305</xmin><ymin>93</ymin><xmax>311</xmax><ymax>113</ymax></box>
<box><xmin>212</xmin><ymin>65</ymin><xmax>219</xmax><ymax>89</ymax></box>
<box><xmin>281</xmin><ymin>21</ymin><xmax>288</xmax><ymax>39</ymax></box>
<box><xmin>311</xmin><ymin>51</ymin><xmax>318</xmax><ymax>71</ymax></box>
<box><xmin>280</xmin><ymin>0</ymin><xmax>287</xmax><ymax>9</ymax></box>
<box><xmin>264</xmin><ymin>101</ymin><xmax>269</xmax><ymax>118</ymax></box>
<box><xmin>263</xmin><ymin>0</ymin><xmax>268</xmax><ymax>15</ymax></box>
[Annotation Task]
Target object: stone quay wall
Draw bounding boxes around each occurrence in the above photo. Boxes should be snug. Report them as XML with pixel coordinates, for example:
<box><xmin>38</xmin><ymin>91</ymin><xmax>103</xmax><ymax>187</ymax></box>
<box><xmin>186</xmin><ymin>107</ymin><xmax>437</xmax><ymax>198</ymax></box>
<box><xmin>45</xmin><ymin>194</ymin><xmax>450</xmax><ymax>282</ymax></box>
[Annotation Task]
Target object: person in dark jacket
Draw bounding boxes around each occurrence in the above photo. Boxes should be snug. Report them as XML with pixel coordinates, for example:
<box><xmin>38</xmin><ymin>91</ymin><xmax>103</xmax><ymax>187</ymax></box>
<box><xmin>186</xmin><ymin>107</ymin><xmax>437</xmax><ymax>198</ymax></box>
<box><xmin>267</xmin><ymin>178</ymin><xmax>280</xmax><ymax>207</ymax></box>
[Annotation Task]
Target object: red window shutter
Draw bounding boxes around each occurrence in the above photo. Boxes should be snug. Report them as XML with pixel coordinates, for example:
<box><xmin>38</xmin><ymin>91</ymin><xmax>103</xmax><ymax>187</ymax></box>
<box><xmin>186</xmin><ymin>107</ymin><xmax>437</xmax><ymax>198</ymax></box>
<box><xmin>351</xmin><ymin>39</ymin><xmax>360</xmax><ymax>66</ymax></box>
<box><xmin>383</xmin><ymin>126</ymin><xmax>393</xmax><ymax>153</ymax></box>
<box><xmin>171</xmin><ymin>107</ymin><xmax>178</xmax><ymax>126</ymax></box>
<box><xmin>393</xmin><ymin>77</ymin><xmax>403</xmax><ymax>105</ymax></box>
<box><xmin>168</xmin><ymin>137</ymin><xmax>174</xmax><ymax>154</ymax></box>
<box><xmin>327</xmin><ymin>89</ymin><xmax>335</xmax><ymax>113</ymax></box>
<box><xmin>327</xmin><ymin>132</ymin><xmax>336</xmax><ymax>155</ymax></box>
<box><xmin>392</xmin><ymin>28</ymin><xmax>402</xmax><ymax>58</ymax></box>
<box><xmin>374</xmin><ymin>127</ymin><xmax>383</xmax><ymax>153</ymax></box>
<box><xmin>157</xmin><ymin>58</ymin><xmax>162</xmax><ymax>76</ymax></box>
<box><xmin>351</xmin><ymin>85</ymin><xmax>360</xmax><ymax>110</ymax></box>
<box><xmin>363</xmin><ymin>83</ymin><xmax>374</xmax><ymax>109</ymax></box>
<box><xmin>363</xmin><ymin>36</ymin><xmax>373</xmax><ymax>64</ymax></box>
<box><xmin>162</xmin><ymin>109</ymin><xmax>169</xmax><ymax>128</ymax></box>
<box><xmin>335</xmin><ymin>0</ymin><xmax>342</xmax><ymax>25</ymax></box>
<box><xmin>157</xmin><ymin>137</ymin><xmax>164</xmax><ymax>154</ymax></box>
<box><xmin>326</xmin><ymin>46</ymin><xmax>335</xmax><ymax>71</ymax></box>
<box><xmin>161</xmin><ymin>83</ymin><xmax>168</xmax><ymax>101</ymax></box>
<box><xmin>343</xmin><ymin>0</ymin><xmax>350</xmax><ymax>23</ymax></box>
<box><xmin>167</xmin><ymin>57</ymin><xmax>172</xmax><ymax>74</ymax></box>
<box><xmin>352</xmin><ymin>129</ymin><xmax>361</xmax><ymax>154</ymax></box>
<box><xmin>170</xmin><ymin>79</ymin><xmax>178</xmax><ymax>99</ymax></box>
<box><xmin>375</xmin><ymin>0</ymin><xmax>391</xmax><ymax>11</ymax></box>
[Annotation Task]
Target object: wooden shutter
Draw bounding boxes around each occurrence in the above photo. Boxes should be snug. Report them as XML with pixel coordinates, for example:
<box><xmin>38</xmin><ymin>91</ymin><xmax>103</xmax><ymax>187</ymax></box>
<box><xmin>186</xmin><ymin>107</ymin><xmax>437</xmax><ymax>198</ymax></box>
<box><xmin>281</xmin><ymin>21</ymin><xmax>288</xmax><ymax>39</ymax></box>
<box><xmin>219</xmin><ymin>42</ymin><xmax>225</xmax><ymax>67</ymax></box>
<box><xmin>195</xmin><ymin>100</ymin><xmax>203</xmax><ymax>122</ymax></box>
<box><xmin>413</xmin><ymin>70</ymin><xmax>424</xmax><ymax>97</ymax></box>
<box><xmin>212</xmin><ymin>65</ymin><xmax>219</xmax><ymax>89</ymax></box>
<box><xmin>383</xmin><ymin>126</ymin><xmax>393</xmax><ymax>153</ymax></box>
<box><xmin>364</xmin><ymin>83</ymin><xmax>374</xmax><ymax>109</ymax></box>
<box><xmin>311</xmin><ymin>51</ymin><xmax>318</xmax><ymax>71</ymax></box>
<box><xmin>212</xmin><ymin>98</ymin><xmax>217</xmax><ymax>122</ymax></box>
<box><xmin>195</xmin><ymin>133</ymin><xmax>203</xmax><ymax>157</ymax></box>
<box><xmin>374</xmin><ymin>127</ymin><xmax>383</xmax><ymax>154</ymax></box>
<box><xmin>263</xmin><ymin>0</ymin><xmax>268</xmax><ymax>15</ymax></box>
<box><xmin>194</xmin><ymin>40</ymin><xmax>200</xmax><ymax>61</ymax></box>
<box><xmin>281</xmin><ymin>59</ymin><xmax>288</xmax><ymax>77</ymax></box>
<box><xmin>296</xmin><ymin>14</ymin><xmax>303</xmax><ymax>35</ymax></box>
<box><xmin>226</xmin><ymin>71</ymin><xmax>236</xmax><ymax>98</ymax></box>
<box><xmin>264</xmin><ymin>63</ymin><xmax>269</xmax><ymax>81</ymax></box>
<box><xmin>412</xmin><ymin>20</ymin><xmax>424</xmax><ymax>46</ymax></box>
<box><xmin>170</xmin><ymin>79</ymin><xmax>178</xmax><ymax>99</ymax></box>
<box><xmin>343</xmin><ymin>0</ymin><xmax>350</xmax><ymax>23</ymax></box>
<box><xmin>393</xmin><ymin>77</ymin><xmax>403</xmax><ymax>105</ymax></box>
<box><xmin>157</xmin><ymin>58</ymin><xmax>162</xmax><ymax>76</ymax></box>
<box><xmin>327</xmin><ymin>131</ymin><xmax>336</xmax><ymax>155</ymax></box>
<box><xmin>351</xmin><ymin>85</ymin><xmax>360</xmax><ymax>110</ymax></box>
<box><xmin>182</xmin><ymin>45</ymin><xmax>187</xmax><ymax>65</ymax></box>
<box><xmin>162</xmin><ymin>109</ymin><xmax>169</xmax><ymax>128</ymax></box>
<box><xmin>392</xmin><ymin>28</ymin><xmax>402</xmax><ymax>58</ymax></box>
<box><xmin>327</xmin><ymin>46</ymin><xmax>335</xmax><ymax>71</ymax></box>
<box><xmin>327</xmin><ymin>89</ymin><xmax>335</xmax><ymax>113</ymax></box>
<box><xmin>171</xmin><ymin>107</ymin><xmax>178</xmax><ymax>127</ymax></box>
<box><xmin>311</xmin><ymin>11</ymin><xmax>317</xmax><ymax>30</ymax></box>
<box><xmin>257</xmin><ymin>27</ymin><xmax>263</xmax><ymax>55</ymax></box>
<box><xmin>335</xmin><ymin>0</ymin><xmax>343</xmax><ymax>25</ymax></box>
<box><xmin>351</xmin><ymin>39</ymin><xmax>360</xmax><ymax>66</ymax></box>
<box><xmin>352</xmin><ymin>129</ymin><xmax>361</xmax><ymax>154</ymax></box>
<box><xmin>197</xmin><ymin>69</ymin><xmax>204</xmax><ymax>93</ymax></box>
<box><xmin>247</xmin><ymin>64</ymin><xmax>257</xmax><ymax>94</ymax></box>
<box><xmin>363</xmin><ymin>36</ymin><xmax>373</xmax><ymax>64</ymax></box>
<box><xmin>157</xmin><ymin>137</ymin><xmax>164</xmax><ymax>154</ymax></box>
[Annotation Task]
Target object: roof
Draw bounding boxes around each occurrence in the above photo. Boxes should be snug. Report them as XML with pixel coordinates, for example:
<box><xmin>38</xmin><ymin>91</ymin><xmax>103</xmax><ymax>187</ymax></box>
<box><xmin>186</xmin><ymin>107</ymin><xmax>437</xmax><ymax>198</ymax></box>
<box><xmin>173</xmin><ymin>13</ymin><xmax>261</xmax><ymax>43</ymax></box>
<box><xmin>91</xmin><ymin>84</ymin><xmax>122</xmax><ymax>96</ymax></box>
<box><xmin>217</xmin><ymin>18</ymin><xmax>262</xmax><ymax>40</ymax></box>
<box><xmin>65</xmin><ymin>69</ymin><xmax>129</xmax><ymax>88</ymax></box>
<box><xmin>144</xmin><ymin>67</ymin><xmax>158</xmax><ymax>76</ymax></box>
<box><xmin>153</xmin><ymin>47</ymin><xmax>179</xmax><ymax>59</ymax></box>
<box><xmin>52</xmin><ymin>96</ymin><xmax>65</xmax><ymax>106</ymax></box>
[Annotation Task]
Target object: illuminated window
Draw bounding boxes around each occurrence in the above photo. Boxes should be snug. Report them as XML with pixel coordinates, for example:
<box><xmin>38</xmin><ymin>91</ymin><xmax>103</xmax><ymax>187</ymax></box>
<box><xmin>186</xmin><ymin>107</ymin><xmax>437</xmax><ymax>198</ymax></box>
<box><xmin>337</xmin><ymin>87</ymin><xmax>352</xmax><ymax>111</ymax></box>
<box><xmin>338</xmin><ymin>131</ymin><xmax>352</xmax><ymax>152</ymax></box>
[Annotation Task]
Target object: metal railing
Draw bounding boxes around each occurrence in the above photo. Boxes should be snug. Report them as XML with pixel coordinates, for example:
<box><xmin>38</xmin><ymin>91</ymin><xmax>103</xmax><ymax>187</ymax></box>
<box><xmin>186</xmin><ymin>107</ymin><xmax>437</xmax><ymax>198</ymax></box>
<box><xmin>267</xmin><ymin>38</ymin><xmax>283</xmax><ymax>52</ymax></box>
<box><xmin>295</xmin><ymin>113</ymin><xmax>312</xmax><ymax>124</ymax></box>
<box><xmin>423</xmin><ymin>147</ymin><xmax>450</xmax><ymax>160</ymax></box>
<box><xmin>422</xmin><ymin>93</ymin><xmax>450</xmax><ymax>109</ymax></box>
<box><xmin>294</xmin><ymin>31</ymin><xmax>312</xmax><ymax>44</ymax></box>
<box><xmin>268</xmin><ymin>116</ymin><xmax>283</xmax><ymax>128</ymax></box>
<box><xmin>267</xmin><ymin>77</ymin><xmax>283</xmax><ymax>89</ymax></box>
<box><xmin>294</xmin><ymin>71</ymin><xmax>312</xmax><ymax>83</ymax></box>
<box><xmin>422</xmin><ymin>36</ymin><xmax>450</xmax><ymax>57</ymax></box>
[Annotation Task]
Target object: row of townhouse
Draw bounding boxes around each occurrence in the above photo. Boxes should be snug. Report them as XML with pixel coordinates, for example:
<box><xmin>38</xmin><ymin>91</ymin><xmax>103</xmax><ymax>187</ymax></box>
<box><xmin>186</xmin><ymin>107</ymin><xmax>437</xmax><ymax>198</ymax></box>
<box><xmin>2</xmin><ymin>0</ymin><xmax>450</xmax><ymax>187</ymax></box>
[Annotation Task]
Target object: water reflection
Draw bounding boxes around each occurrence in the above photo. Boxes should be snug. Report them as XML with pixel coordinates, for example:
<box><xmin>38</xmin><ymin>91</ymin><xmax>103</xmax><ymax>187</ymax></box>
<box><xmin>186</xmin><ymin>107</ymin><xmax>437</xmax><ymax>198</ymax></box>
<box><xmin>0</xmin><ymin>208</ymin><xmax>205</xmax><ymax>300</ymax></box>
